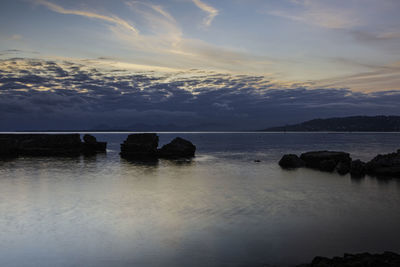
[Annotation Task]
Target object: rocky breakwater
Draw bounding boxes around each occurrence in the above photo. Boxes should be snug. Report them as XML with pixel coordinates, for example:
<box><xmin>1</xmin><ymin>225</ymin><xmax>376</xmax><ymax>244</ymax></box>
<box><xmin>120</xmin><ymin>133</ymin><xmax>196</xmax><ymax>160</ymax></box>
<box><xmin>279</xmin><ymin>151</ymin><xmax>352</xmax><ymax>174</ymax></box>
<box><xmin>0</xmin><ymin>134</ymin><xmax>106</xmax><ymax>158</ymax></box>
<box><xmin>279</xmin><ymin>149</ymin><xmax>400</xmax><ymax>178</ymax></box>
<box><xmin>297</xmin><ymin>251</ymin><xmax>400</xmax><ymax>267</ymax></box>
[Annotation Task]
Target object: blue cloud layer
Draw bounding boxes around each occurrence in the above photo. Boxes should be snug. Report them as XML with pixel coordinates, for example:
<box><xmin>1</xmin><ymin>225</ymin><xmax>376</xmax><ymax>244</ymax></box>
<box><xmin>1</xmin><ymin>58</ymin><xmax>400</xmax><ymax>131</ymax></box>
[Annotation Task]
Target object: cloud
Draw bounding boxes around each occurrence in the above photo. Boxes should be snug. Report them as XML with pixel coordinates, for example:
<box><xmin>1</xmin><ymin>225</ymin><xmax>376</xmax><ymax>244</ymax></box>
<box><xmin>33</xmin><ymin>1</ymin><xmax>259</xmax><ymax>73</ymax></box>
<box><xmin>192</xmin><ymin>0</ymin><xmax>219</xmax><ymax>27</ymax></box>
<box><xmin>4</xmin><ymin>34</ymin><xmax>23</xmax><ymax>41</ymax></box>
<box><xmin>269</xmin><ymin>0</ymin><xmax>361</xmax><ymax>29</ymax></box>
<box><xmin>1</xmin><ymin>57</ymin><xmax>400</xmax><ymax>131</ymax></box>
<box><xmin>35</xmin><ymin>0</ymin><xmax>139</xmax><ymax>34</ymax></box>
<box><xmin>317</xmin><ymin>60</ymin><xmax>400</xmax><ymax>92</ymax></box>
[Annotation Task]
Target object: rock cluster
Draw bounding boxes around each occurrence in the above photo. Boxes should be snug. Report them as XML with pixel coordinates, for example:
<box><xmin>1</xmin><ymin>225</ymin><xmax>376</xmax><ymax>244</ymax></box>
<box><xmin>120</xmin><ymin>133</ymin><xmax>159</xmax><ymax>159</ymax></box>
<box><xmin>279</xmin><ymin>149</ymin><xmax>400</xmax><ymax>178</ymax></box>
<box><xmin>120</xmin><ymin>133</ymin><xmax>196</xmax><ymax>160</ymax></box>
<box><xmin>0</xmin><ymin>134</ymin><xmax>106</xmax><ymax>158</ymax></box>
<box><xmin>297</xmin><ymin>251</ymin><xmax>400</xmax><ymax>267</ymax></box>
<box><xmin>158</xmin><ymin>137</ymin><xmax>196</xmax><ymax>159</ymax></box>
<box><xmin>365</xmin><ymin>151</ymin><xmax>400</xmax><ymax>177</ymax></box>
<box><xmin>300</xmin><ymin>151</ymin><xmax>351</xmax><ymax>173</ymax></box>
<box><xmin>278</xmin><ymin>154</ymin><xmax>305</xmax><ymax>169</ymax></box>
<box><xmin>82</xmin><ymin>134</ymin><xmax>107</xmax><ymax>155</ymax></box>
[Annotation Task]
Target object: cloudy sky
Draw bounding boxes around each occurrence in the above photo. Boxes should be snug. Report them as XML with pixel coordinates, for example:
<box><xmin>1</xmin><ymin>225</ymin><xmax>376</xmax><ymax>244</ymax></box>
<box><xmin>1</xmin><ymin>0</ymin><xmax>400</xmax><ymax>130</ymax></box>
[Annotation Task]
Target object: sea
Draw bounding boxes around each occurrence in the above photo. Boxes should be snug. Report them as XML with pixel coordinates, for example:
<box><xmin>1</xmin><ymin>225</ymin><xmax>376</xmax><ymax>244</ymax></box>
<box><xmin>0</xmin><ymin>132</ymin><xmax>399</xmax><ymax>267</ymax></box>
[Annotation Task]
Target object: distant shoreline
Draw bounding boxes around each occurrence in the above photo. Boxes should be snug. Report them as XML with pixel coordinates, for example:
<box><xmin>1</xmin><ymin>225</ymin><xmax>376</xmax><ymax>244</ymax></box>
<box><xmin>2</xmin><ymin>131</ymin><xmax>400</xmax><ymax>134</ymax></box>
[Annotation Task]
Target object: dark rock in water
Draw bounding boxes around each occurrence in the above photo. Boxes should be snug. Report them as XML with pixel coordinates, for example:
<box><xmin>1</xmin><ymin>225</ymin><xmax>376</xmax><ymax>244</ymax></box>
<box><xmin>300</xmin><ymin>151</ymin><xmax>351</xmax><ymax>172</ymax></box>
<box><xmin>158</xmin><ymin>137</ymin><xmax>196</xmax><ymax>159</ymax></box>
<box><xmin>320</xmin><ymin>159</ymin><xmax>337</xmax><ymax>172</ymax></box>
<box><xmin>297</xmin><ymin>251</ymin><xmax>400</xmax><ymax>267</ymax></box>
<box><xmin>0</xmin><ymin>134</ymin><xmax>107</xmax><ymax>157</ymax></box>
<box><xmin>350</xmin><ymin>159</ymin><xmax>366</xmax><ymax>177</ymax></box>
<box><xmin>336</xmin><ymin>160</ymin><xmax>351</xmax><ymax>175</ymax></box>
<box><xmin>82</xmin><ymin>134</ymin><xmax>107</xmax><ymax>154</ymax></box>
<box><xmin>365</xmin><ymin>150</ymin><xmax>400</xmax><ymax>178</ymax></box>
<box><xmin>13</xmin><ymin>134</ymin><xmax>82</xmax><ymax>156</ymax></box>
<box><xmin>279</xmin><ymin>154</ymin><xmax>304</xmax><ymax>169</ymax></box>
<box><xmin>120</xmin><ymin>133</ymin><xmax>159</xmax><ymax>159</ymax></box>
<box><xmin>0</xmin><ymin>138</ymin><xmax>18</xmax><ymax>158</ymax></box>
<box><xmin>83</xmin><ymin>134</ymin><xmax>97</xmax><ymax>144</ymax></box>
<box><xmin>254</xmin><ymin>159</ymin><xmax>261</xmax><ymax>163</ymax></box>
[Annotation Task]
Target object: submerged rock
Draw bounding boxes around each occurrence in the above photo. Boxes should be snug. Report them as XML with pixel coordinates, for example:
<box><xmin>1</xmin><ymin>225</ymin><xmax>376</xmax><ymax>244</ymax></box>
<box><xmin>350</xmin><ymin>159</ymin><xmax>366</xmax><ymax>177</ymax></box>
<box><xmin>279</xmin><ymin>154</ymin><xmax>305</xmax><ymax>169</ymax></box>
<box><xmin>365</xmin><ymin>150</ymin><xmax>400</xmax><ymax>178</ymax></box>
<box><xmin>300</xmin><ymin>151</ymin><xmax>351</xmax><ymax>173</ymax></box>
<box><xmin>120</xmin><ymin>133</ymin><xmax>159</xmax><ymax>159</ymax></box>
<box><xmin>158</xmin><ymin>137</ymin><xmax>196</xmax><ymax>159</ymax></box>
<box><xmin>297</xmin><ymin>251</ymin><xmax>400</xmax><ymax>267</ymax></box>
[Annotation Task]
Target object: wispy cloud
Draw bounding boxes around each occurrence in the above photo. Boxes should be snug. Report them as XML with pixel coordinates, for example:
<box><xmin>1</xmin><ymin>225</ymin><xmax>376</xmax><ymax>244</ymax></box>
<box><xmin>34</xmin><ymin>1</ymin><xmax>257</xmax><ymax>73</ymax></box>
<box><xmin>36</xmin><ymin>0</ymin><xmax>139</xmax><ymax>34</ymax></box>
<box><xmin>317</xmin><ymin>61</ymin><xmax>400</xmax><ymax>92</ymax></box>
<box><xmin>192</xmin><ymin>0</ymin><xmax>218</xmax><ymax>27</ymax></box>
<box><xmin>6</xmin><ymin>34</ymin><xmax>23</xmax><ymax>41</ymax></box>
<box><xmin>269</xmin><ymin>0</ymin><xmax>360</xmax><ymax>29</ymax></box>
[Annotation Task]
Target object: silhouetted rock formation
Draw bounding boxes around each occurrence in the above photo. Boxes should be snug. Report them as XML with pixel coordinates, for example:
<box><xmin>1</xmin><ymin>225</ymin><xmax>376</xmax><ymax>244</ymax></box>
<box><xmin>297</xmin><ymin>251</ymin><xmax>400</xmax><ymax>267</ymax></box>
<box><xmin>82</xmin><ymin>134</ymin><xmax>107</xmax><ymax>154</ymax></box>
<box><xmin>158</xmin><ymin>137</ymin><xmax>196</xmax><ymax>159</ymax></box>
<box><xmin>300</xmin><ymin>151</ymin><xmax>352</xmax><ymax>173</ymax></box>
<box><xmin>262</xmin><ymin>115</ymin><xmax>400</xmax><ymax>132</ymax></box>
<box><xmin>120</xmin><ymin>134</ymin><xmax>196</xmax><ymax>160</ymax></box>
<box><xmin>279</xmin><ymin>154</ymin><xmax>305</xmax><ymax>169</ymax></box>
<box><xmin>350</xmin><ymin>159</ymin><xmax>366</xmax><ymax>177</ymax></box>
<box><xmin>0</xmin><ymin>134</ymin><xmax>106</xmax><ymax>158</ymax></box>
<box><xmin>120</xmin><ymin>133</ymin><xmax>159</xmax><ymax>159</ymax></box>
<box><xmin>279</xmin><ymin>149</ymin><xmax>400</xmax><ymax>178</ymax></box>
<box><xmin>365</xmin><ymin>150</ymin><xmax>400</xmax><ymax>178</ymax></box>
<box><xmin>336</xmin><ymin>160</ymin><xmax>351</xmax><ymax>175</ymax></box>
<box><xmin>0</xmin><ymin>138</ymin><xmax>18</xmax><ymax>158</ymax></box>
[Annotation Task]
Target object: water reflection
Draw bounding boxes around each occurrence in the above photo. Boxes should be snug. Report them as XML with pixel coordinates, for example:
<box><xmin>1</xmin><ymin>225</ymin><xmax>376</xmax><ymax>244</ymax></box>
<box><xmin>0</xmin><ymin>133</ymin><xmax>399</xmax><ymax>267</ymax></box>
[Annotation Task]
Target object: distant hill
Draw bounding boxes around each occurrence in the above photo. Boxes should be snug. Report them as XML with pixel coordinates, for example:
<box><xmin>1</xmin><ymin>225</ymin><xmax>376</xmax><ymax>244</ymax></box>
<box><xmin>261</xmin><ymin>116</ymin><xmax>400</xmax><ymax>132</ymax></box>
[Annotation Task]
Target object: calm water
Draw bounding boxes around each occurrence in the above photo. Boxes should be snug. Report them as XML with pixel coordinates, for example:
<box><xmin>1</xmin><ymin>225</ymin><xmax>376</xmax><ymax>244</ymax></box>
<box><xmin>0</xmin><ymin>133</ymin><xmax>400</xmax><ymax>267</ymax></box>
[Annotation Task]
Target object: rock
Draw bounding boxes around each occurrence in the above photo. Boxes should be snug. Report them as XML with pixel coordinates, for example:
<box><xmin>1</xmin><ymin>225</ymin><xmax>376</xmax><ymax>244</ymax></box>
<box><xmin>350</xmin><ymin>159</ymin><xmax>366</xmax><ymax>177</ymax></box>
<box><xmin>158</xmin><ymin>137</ymin><xmax>196</xmax><ymax>159</ymax></box>
<box><xmin>254</xmin><ymin>159</ymin><xmax>261</xmax><ymax>163</ymax></box>
<box><xmin>279</xmin><ymin>154</ymin><xmax>304</xmax><ymax>169</ymax></box>
<box><xmin>82</xmin><ymin>134</ymin><xmax>107</xmax><ymax>154</ymax></box>
<box><xmin>0</xmin><ymin>138</ymin><xmax>18</xmax><ymax>158</ymax></box>
<box><xmin>336</xmin><ymin>161</ymin><xmax>351</xmax><ymax>175</ymax></box>
<box><xmin>320</xmin><ymin>159</ymin><xmax>337</xmax><ymax>172</ymax></box>
<box><xmin>14</xmin><ymin>134</ymin><xmax>83</xmax><ymax>156</ymax></box>
<box><xmin>0</xmin><ymin>134</ymin><xmax>107</xmax><ymax>157</ymax></box>
<box><xmin>83</xmin><ymin>134</ymin><xmax>97</xmax><ymax>144</ymax></box>
<box><xmin>300</xmin><ymin>151</ymin><xmax>351</xmax><ymax>172</ymax></box>
<box><xmin>365</xmin><ymin>151</ymin><xmax>400</xmax><ymax>178</ymax></box>
<box><xmin>120</xmin><ymin>133</ymin><xmax>159</xmax><ymax>159</ymax></box>
<box><xmin>297</xmin><ymin>251</ymin><xmax>400</xmax><ymax>267</ymax></box>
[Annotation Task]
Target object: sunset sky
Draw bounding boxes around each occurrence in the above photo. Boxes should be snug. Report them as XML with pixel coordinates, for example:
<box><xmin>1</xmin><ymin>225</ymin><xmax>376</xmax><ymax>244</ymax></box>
<box><xmin>1</xmin><ymin>0</ymin><xmax>400</xmax><ymax>130</ymax></box>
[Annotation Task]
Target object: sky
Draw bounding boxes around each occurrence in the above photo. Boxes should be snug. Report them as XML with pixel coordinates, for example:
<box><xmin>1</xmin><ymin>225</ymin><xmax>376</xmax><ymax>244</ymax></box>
<box><xmin>1</xmin><ymin>0</ymin><xmax>400</xmax><ymax>130</ymax></box>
